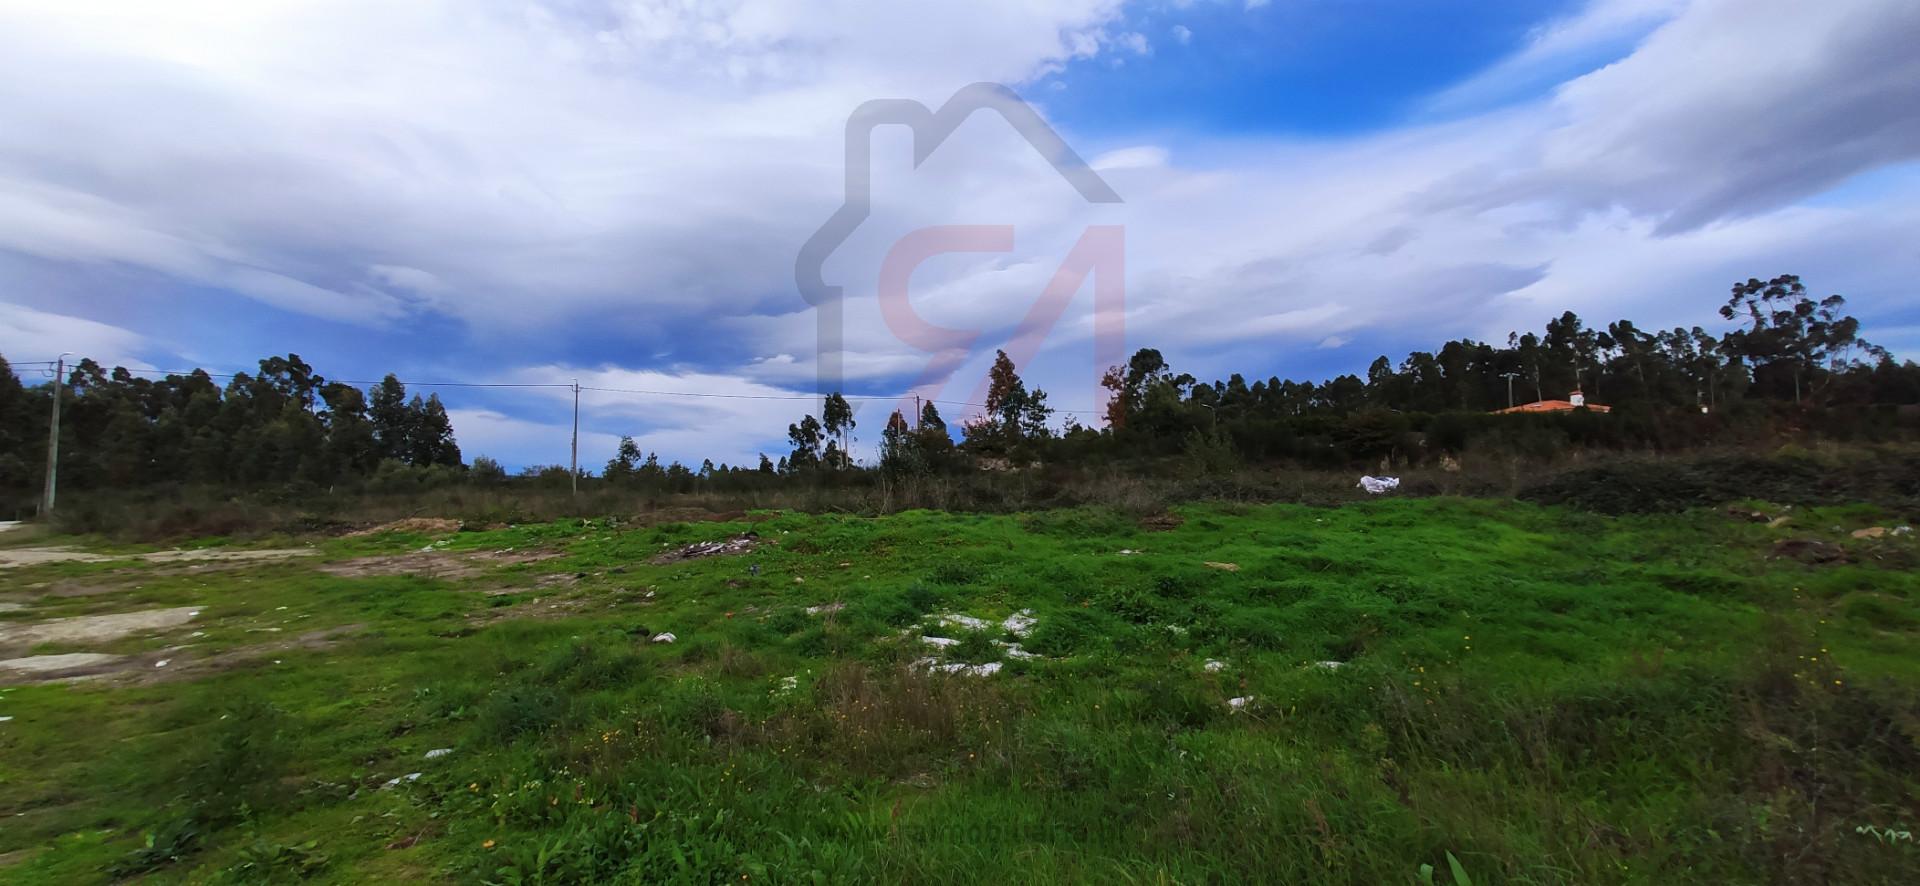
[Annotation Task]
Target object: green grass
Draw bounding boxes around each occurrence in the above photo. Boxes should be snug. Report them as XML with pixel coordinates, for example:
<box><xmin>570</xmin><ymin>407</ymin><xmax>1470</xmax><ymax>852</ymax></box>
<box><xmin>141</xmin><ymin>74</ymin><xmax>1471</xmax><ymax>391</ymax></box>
<box><xmin>0</xmin><ymin>498</ymin><xmax>1916</xmax><ymax>883</ymax></box>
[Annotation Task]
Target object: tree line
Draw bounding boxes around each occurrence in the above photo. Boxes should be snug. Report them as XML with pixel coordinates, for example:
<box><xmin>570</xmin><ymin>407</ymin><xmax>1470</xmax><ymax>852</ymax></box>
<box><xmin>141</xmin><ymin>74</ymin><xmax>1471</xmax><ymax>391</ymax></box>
<box><xmin>0</xmin><ymin>355</ymin><xmax>460</xmax><ymax>497</ymax></box>
<box><xmin>4</xmin><ymin>274</ymin><xmax>1917</xmax><ymax>504</ymax></box>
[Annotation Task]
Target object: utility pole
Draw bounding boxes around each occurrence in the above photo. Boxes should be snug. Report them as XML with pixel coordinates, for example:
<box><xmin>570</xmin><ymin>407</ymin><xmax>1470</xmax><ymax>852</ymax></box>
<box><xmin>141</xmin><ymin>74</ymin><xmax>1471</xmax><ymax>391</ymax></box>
<box><xmin>569</xmin><ymin>380</ymin><xmax>580</xmax><ymax>497</ymax></box>
<box><xmin>1500</xmin><ymin>371</ymin><xmax>1519</xmax><ymax>409</ymax></box>
<box><xmin>913</xmin><ymin>394</ymin><xmax>922</xmax><ymax>430</ymax></box>
<box><xmin>41</xmin><ymin>354</ymin><xmax>68</xmax><ymax>516</ymax></box>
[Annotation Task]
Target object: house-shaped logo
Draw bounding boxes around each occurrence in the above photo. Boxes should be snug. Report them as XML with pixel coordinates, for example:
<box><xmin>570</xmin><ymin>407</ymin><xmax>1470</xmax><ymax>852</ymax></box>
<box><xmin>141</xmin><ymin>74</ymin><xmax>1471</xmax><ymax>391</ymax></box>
<box><xmin>795</xmin><ymin>82</ymin><xmax>1127</xmax><ymax>414</ymax></box>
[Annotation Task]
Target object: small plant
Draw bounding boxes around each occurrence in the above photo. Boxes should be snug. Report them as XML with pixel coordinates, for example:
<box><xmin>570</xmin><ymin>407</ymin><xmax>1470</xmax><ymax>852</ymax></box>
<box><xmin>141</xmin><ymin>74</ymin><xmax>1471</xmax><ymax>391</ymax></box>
<box><xmin>225</xmin><ymin>836</ymin><xmax>330</xmax><ymax>882</ymax></box>
<box><xmin>1856</xmin><ymin>824</ymin><xmax>1916</xmax><ymax>845</ymax></box>
<box><xmin>108</xmin><ymin>818</ymin><xmax>201</xmax><ymax>877</ymax></box>
<box><xmin>1419</xmin><ymin>851</ymin><xmax>1473</xmax><ymax>886</ymax></box>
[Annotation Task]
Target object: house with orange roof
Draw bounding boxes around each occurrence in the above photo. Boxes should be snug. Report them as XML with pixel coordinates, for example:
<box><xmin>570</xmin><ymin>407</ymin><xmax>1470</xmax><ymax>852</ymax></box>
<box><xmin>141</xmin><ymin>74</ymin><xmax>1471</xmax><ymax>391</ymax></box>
<box><xmin>1494</xmin><ymin>388</ymin><xmax>1611</xmax><ymax>414</ymax></box>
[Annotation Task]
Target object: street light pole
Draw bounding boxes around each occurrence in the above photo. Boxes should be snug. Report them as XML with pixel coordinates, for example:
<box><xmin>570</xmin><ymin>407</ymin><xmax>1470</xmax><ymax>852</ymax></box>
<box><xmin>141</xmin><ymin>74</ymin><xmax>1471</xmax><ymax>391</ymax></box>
<box><xmin>41</xmin><ymin>354</ymin><xmax>69</xmax><ymax>516</ymax></box>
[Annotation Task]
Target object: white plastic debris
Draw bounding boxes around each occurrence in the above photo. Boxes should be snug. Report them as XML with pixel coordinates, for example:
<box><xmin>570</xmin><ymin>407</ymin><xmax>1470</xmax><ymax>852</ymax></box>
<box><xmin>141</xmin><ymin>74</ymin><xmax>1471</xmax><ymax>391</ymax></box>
<box><xmin>383</xmin><ymin>772</ymin><xmax>424</xmax><ymax>788</ymax></box>
<box><xmin>423</xmin><ymin>748</ymin><xmax>453</xmax><ymax>760</ymax></box>
<box><xmin>1203</xmin><ymin>659</ymin><xmax>1227</xmax><ymax>673</ymax></box>
<box><xmin>154</xmin><ymin>660</ymin><xmax>169</xmax><ymax>669</ymax></box>
<box><xmin>651</xmin><ymin>632</ymin><xmax>676</xmax><ymax>644</ymax></box>
<box><xmin>0</xmin><ymin>716</ymin><xmax>13</xmax><ymax>723</ymax></box>
<box><xmin>1314</xmin><ymin>661</ymin><xmax>1346</xmax><ymax>670</ymax></box>
<box><xmin>1227</xmin><ymin>696</ymin><xmax>1253</xmax><ymax>711</ymax></box>
<box><xmin>1118</xmin><ymin>549</ymin><xmax>1141</xmax><ymax>555</ymax></box>
<box><xmin>1356</xmin><ymin>476</ymin><xmax>1401</xmax><ymax>495</ymax></box>
<box><xmin>1002</xmin><ymin>610</ymin><xmax>1037</xmax><ymax>638</ymax></box>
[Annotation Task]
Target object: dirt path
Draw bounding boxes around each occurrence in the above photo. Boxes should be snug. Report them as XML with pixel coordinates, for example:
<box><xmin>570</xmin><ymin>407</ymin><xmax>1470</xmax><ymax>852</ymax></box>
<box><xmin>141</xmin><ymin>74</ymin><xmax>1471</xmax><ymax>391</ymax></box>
<box><xmin>0</xmin><ymin>606</ymin><xmax>200</xmax><ymax>649</ymax></box>
<box><xmin>0</xmin><ymin>546</ymin><xmax>313</xmax><ymax>569</ymax></box>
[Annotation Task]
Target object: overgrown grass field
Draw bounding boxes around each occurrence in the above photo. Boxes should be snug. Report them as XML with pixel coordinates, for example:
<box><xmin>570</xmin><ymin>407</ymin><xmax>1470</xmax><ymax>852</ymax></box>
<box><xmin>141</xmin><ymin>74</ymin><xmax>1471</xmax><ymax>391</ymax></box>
<box><xmin>1</xmin><ymin>498</ymin><xmax>1916</xmax><ymax>883</ymax></box>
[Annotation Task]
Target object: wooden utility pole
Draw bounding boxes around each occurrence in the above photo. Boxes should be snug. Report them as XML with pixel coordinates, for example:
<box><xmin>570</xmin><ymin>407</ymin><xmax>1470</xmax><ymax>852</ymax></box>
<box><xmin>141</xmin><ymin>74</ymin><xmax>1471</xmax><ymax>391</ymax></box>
<box><xmin>570</xmin><ymin>380</ymin><xmax>580</xmax><ymax>497</ymax></box>
<box><xmin>41</xmin><ymin>354</ymin><xmax>67</xmax><ymax>515</ymax></box>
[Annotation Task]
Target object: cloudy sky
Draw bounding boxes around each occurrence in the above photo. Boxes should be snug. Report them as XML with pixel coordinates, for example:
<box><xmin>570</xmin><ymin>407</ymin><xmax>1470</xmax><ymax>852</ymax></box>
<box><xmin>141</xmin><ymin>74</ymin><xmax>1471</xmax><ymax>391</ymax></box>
<box><xmin>3</xmin><ymin>0</ymin><xmax>1917</xmax><ymax>468</ymax></box>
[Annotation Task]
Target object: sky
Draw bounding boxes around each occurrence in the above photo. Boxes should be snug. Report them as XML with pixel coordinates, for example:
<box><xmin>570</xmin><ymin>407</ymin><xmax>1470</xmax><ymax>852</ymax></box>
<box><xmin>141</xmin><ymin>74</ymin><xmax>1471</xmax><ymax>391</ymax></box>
<box><xmin>2</xmin><ymin>0</ymin><xmax>1918</xmax><ymax>470</ymax></box>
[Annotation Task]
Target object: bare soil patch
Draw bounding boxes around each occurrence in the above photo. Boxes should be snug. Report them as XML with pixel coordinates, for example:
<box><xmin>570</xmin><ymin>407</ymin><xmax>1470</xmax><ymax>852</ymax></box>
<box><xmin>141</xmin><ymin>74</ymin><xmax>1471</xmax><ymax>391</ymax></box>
<box><xmin>0</xmin><ymin>606</ymin><xmax>200</xmax><ymax>653</ymax></box>
<box><xmin>319</xmin><ymin>547</ymin><xmax>561</xmax><ymax>581</ymax></box>
<box><xmin>1139</xmin><ymin>513</ymin><xmax>1185</xmax><ymax>532</ymax></box>
<box><xmin>346</xmin><ymin>518</ymin><xmax>465</xmax><ymax>537</ymax></box>
<box><xmin>0</xmin><ymin>546</ymin><xmax>313</xmax><ymax>569</ymax></box>
<box><xmin>0</xmin><ymin>624</ymin><xmax>361</xmax><ymax>686</ymax></box>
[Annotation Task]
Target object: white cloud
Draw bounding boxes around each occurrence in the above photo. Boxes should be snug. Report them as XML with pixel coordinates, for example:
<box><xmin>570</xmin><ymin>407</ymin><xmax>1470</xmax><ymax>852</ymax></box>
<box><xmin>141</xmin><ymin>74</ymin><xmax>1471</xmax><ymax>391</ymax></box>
<box><xmin>0</xmin><ymin>303</ymin><xmax>152</xmax><ymax>371</ymax></box>
<box><xmin>1171</xmin><ymin>24</ymin><xmax>1192</xmax><ymax>45</ymax></box>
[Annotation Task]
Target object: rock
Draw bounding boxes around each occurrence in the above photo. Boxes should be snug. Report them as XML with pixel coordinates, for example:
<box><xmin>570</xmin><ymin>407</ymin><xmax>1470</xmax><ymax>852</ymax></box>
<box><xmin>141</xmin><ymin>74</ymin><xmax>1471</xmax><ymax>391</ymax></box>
<box><xmin>928</xmin><ymin>661</ymin><xmax>1001</xmax><ymax>677</ymax></box>
<box><xmin>921</xmin><ymin>636</ymin><xmax>960</xmax><ymax>648</ymax></box>
<box><xmin>651</xmin><ymin>632</ymin><xmax>677</xmax><ymax>644</ymax></box>
<box><xmin>1117</xmin><ymin>549</ymin><xmax>1141</xmax><ymax>556</ymax></box>
<box><xmin>1203</xmin><ymin>659</ymin><xmax>1227</xmax><ymax>673</ymax></box>
<box><xmin>804</xmin><ymin>602</ymin><xmax>845</xmax><ymax>616</ymax></box>
<box><xmin>1227</xmin><ymin>696</ymin><xmax>1253</xmax><ymax>711</ymax></box>
<box><xmin>1314</xmin><ymin>661</ymin><xmax>1346</xmax><ymax>670</ymax></box>
<box><xmin>153</xmin><ymin>660</ymin><xmax>169</xmax><ymax>668</ymax></box>
<box><xmin>1852</xmin><ymin>527</ymin><xmax>1889</xmax><ymax>539</ymax></box>
<box><xmin>996</xmin><ymin>641</ymin><xmax>1039</xmax><ymax>660</ymax></box>
<box><xmin>1203</xmin><ymin>561</ymin><xmax>1239</xmax><ymax>572</ymax></box>
<box><xmin>1767</xmin><ymin>516</ymin><xmax>1793</xmax><ymax>529</ymax></box>
<box><xmin>424</xmin><ymin>748</ymin><xmax>453</xmax><ymax>760</ymax></box>
<box><xmin>1002</xmin><ymin>610</ymin><xmax>1037</xmax><ymax>637</ymax></box>
<box><xmin>935</xmin><ymin>613</ymin><xmax>991</xmax><ymax>632</ymax></box>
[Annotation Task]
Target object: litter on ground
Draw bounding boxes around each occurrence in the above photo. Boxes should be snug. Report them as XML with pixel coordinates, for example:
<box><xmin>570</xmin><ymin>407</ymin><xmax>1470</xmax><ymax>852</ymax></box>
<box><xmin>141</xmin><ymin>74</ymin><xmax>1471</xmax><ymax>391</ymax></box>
<box><xmin>650</xmin><ymin>536</ymin><xmax>757</xmax><ymax>565</ymax></box>
<box><xmin>1357</xmin><ymin>476</ymin><xmax>1401</xmax><ymax>494</ymax></box>
<box><xmin>650</xmin><ymin>632</ymin><xmax>677</xmax><ymax>644</ymax></box>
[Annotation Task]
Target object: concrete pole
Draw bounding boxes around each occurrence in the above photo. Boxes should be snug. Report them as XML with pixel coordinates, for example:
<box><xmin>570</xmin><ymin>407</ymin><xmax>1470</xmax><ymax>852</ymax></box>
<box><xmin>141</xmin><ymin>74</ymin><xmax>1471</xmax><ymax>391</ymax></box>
<box><xmin>570</xmin><ymin>380</ymin><xmax>580</xmax><ymax>497</ymax></box>
<box><xmin>41</xmin><ymin>355</ymin><xmax>67</xmax><ymax>516</ymax></box>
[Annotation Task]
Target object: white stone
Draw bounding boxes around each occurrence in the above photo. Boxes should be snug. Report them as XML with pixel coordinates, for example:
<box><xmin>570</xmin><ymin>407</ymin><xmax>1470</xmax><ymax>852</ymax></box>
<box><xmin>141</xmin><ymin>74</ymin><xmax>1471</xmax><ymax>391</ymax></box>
<box><xmin>936</xmin><ymin>613</ymin><xmax>991</xmax><ymax>632</ymax></box>
<box><xmin>1001</xmin><ymin>610</ymin><xmax>1037</xmax><ymax>637</ymax></box>
<box><xmin>424</xmin><ymin>748</ymin><xmax>453</xmax><ymax>759</ymax></box>
<box><xmin>1203</xmin><ymin>659</ymin><xmax>1227</xmax><ymax>673</ymax></box>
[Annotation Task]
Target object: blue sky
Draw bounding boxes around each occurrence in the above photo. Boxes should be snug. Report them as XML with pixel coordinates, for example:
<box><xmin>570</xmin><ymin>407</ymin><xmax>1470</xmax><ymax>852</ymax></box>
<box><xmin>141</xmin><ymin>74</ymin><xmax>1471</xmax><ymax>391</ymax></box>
<box><xmin>2</xmin><ymin>0</ymin><xmax>1917</xmax><ymax>469</ymax></box>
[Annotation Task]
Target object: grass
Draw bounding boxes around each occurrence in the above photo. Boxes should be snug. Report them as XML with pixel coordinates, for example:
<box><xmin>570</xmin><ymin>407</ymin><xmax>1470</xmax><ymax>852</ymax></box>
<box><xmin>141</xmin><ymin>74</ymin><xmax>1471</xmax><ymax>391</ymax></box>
<box><xmin>0</xmin><ymin>498</ymin><xmax>1916</xmax><ymax>883</ymax></box>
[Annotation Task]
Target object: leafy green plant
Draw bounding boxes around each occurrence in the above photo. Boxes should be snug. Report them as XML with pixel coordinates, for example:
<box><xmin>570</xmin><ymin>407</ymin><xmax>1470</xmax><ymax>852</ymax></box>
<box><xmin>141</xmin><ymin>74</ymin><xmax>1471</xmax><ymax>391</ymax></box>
<box><xmin>1418</xmin><ymin>851</ymin><xmax>1473</xmax><ymax>885</ymax></box>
